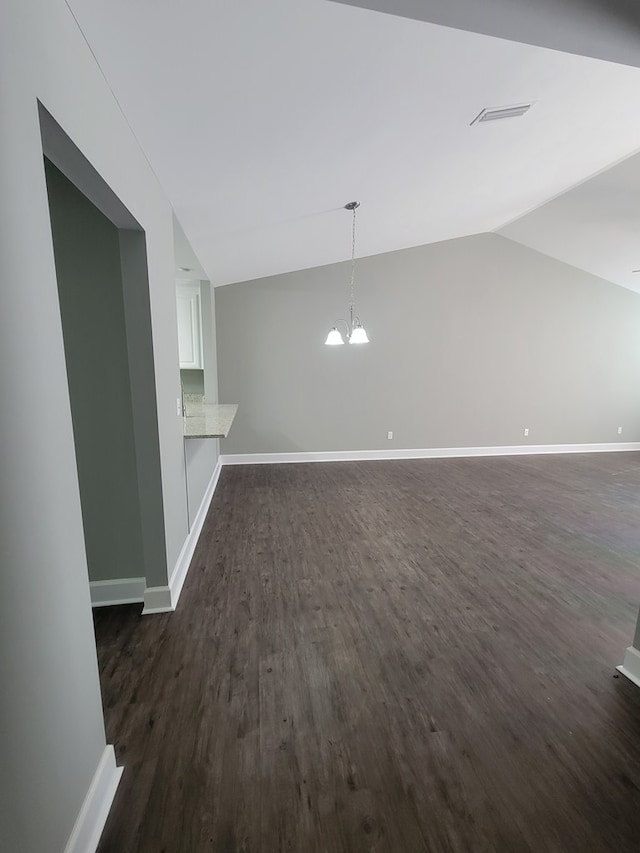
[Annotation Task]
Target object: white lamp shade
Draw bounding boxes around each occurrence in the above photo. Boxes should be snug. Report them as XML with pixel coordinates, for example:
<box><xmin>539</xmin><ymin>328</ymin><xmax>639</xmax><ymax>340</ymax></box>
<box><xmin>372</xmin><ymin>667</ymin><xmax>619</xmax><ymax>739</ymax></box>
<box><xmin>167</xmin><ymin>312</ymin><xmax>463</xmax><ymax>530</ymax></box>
<box><xmin>349</xmin><ymin>325</ymin><xmax>369</xmax><ymax>344</ymax></box>
<box><xmin>325</xmin><ymin>327</ymin><xmax>345</xmax><ymax>345</ymax></box>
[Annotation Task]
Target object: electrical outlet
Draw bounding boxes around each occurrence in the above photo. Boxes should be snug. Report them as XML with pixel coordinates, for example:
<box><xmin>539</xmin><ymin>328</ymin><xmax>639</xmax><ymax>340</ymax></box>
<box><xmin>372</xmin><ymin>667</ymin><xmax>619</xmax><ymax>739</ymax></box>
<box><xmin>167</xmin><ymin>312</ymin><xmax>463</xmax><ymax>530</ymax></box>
<box><xmin>523</xmin><ymin>428</ymin><xmax>529</xmax><ymax>437</ymax></box>
<box><xmin>617</xmin><ymin>426</ymin><xmax>623</xmax><ymax>435</ymax></box>
<box><xmin>387</xmin><ymin>431</ymin><xmax>393</xmax><ymax>440</ymax></box>
<box><xmin>177</xmin><ymin>397</ymin><xmax>182</xmax><ymax>417</ymax></box>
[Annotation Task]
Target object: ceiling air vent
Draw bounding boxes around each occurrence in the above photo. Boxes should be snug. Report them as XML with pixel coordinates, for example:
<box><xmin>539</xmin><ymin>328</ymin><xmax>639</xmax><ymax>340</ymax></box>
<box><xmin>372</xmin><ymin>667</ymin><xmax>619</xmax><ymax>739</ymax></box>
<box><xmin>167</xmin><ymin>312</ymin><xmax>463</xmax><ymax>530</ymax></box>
<box><xmin>471</xmin><ymin>104</ymin><xmax>533</xmax><ymax>125</ymax></box>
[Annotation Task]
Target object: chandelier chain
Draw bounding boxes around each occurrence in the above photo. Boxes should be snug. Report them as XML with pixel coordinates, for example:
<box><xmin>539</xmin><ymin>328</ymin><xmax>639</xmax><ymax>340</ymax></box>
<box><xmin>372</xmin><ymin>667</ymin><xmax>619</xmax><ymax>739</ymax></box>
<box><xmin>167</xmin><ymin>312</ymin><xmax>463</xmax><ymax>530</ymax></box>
<box><xmin>349</xmin><ymin>205</ymin><xmax>356</xmax><ymax>316</ymax></box>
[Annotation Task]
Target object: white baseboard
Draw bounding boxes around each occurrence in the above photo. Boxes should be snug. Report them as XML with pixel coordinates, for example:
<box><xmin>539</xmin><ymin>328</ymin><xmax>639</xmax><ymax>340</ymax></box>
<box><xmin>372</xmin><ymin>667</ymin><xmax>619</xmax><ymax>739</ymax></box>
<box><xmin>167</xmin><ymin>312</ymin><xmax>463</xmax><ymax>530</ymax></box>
<box><xmin>64</xmin><ymin>745</ymin><xmax>122</xmax><ymax>853</ymax></box>
<box><xmin>142</xmin><ymin>458</ymin><xmax>223</xmax><ymax>615</ymax></box>
<box><xmin>90</xmin><ymin>577</ymin><xmax>145</xmax><ymax>607</ymax></box>
<box><xmin>141</xmin><ymin>584</ymin><xmax>173</xmax><ymax>615</ymax></box>
<box><xmin>617</xmin><ymin>646</ymin><xmax>640</xmax><ymax>689</ymax></box>
<box><xmin>220</xmin><ymin>442</ymin><xmax>640</xmax><ymax>466</ymax></box>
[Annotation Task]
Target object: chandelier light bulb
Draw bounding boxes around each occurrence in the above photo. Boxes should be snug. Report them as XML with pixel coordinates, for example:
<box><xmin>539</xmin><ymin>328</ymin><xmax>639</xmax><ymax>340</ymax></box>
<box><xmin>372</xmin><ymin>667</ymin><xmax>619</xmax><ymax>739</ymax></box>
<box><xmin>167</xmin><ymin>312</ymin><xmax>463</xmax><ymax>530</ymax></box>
<box><xmin>349</xmin><ymin>324</ymin><xmax>369</xmax><ymax>344</ymax></box>
<box><xmin>325</xmin><ymin>327</ymin><xmax>345</xmax><ymax>346</ymax></box>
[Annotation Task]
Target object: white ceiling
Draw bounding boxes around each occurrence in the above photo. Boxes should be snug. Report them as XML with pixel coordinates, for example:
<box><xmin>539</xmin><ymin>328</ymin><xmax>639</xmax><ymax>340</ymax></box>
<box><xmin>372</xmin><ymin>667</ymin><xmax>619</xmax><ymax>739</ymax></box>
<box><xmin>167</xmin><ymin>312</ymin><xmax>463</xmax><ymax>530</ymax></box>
<box><xmin>68</xmin><ymin>0</ymin><xmax>640</xmax><ymax>287</ymax></box>
<box><xmin>173</xmin><ymin>214</ymin><xmax>208</xmax><ymax>282</ymax></box>
<box><xmin>331</xmin><ymin>0</ymin><xmax>640</xmax><ymax>69</ymax></box>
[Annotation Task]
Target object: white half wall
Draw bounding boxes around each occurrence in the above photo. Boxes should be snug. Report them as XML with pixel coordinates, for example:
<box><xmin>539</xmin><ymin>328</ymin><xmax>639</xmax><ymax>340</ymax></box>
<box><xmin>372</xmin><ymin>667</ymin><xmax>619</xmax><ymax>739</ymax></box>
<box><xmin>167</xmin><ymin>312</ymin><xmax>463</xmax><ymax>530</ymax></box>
<box><xmin>143</xmin><ymin>458</ymin><xmax>223</xmax><ymax>614</ymax></box>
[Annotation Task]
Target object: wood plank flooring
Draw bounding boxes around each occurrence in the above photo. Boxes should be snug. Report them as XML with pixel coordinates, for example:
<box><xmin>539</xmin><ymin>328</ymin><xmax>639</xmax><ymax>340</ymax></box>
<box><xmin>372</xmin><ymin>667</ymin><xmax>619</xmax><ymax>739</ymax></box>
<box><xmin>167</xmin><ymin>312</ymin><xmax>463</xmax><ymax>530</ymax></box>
<box><xmin>95</xmin><ymin>454</ymin><xmax>640</xmax><ymax>852</ymax></box>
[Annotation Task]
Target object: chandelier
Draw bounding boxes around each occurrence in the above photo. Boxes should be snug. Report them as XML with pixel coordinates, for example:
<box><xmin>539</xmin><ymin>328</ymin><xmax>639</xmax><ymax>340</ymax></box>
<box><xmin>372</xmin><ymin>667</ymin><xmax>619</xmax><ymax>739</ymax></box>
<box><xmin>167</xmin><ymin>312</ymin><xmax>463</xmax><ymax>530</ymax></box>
<box><xmin>325</xmin><ymin>201</ymin><xmax>370</xmax><ymax>345</ymax></box>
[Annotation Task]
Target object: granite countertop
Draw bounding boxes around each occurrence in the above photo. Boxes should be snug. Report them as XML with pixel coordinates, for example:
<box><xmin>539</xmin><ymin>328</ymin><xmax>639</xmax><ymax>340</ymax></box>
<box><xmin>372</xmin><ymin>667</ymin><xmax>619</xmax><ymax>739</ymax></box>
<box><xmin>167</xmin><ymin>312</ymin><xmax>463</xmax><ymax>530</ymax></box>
<box><xmin>183</xmin><ymin>395</ymin><xmax>238</xmax><ymax>439</ymax></box>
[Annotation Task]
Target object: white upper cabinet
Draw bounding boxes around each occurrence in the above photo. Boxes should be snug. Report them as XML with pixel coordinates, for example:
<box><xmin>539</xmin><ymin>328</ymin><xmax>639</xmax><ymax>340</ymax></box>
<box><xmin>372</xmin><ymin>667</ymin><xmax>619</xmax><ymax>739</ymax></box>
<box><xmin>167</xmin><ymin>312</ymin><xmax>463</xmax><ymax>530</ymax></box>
<box><xmin>176</xmin><ymin>282</ymin><xmax>203</xmax><ymax>370</ymax></box>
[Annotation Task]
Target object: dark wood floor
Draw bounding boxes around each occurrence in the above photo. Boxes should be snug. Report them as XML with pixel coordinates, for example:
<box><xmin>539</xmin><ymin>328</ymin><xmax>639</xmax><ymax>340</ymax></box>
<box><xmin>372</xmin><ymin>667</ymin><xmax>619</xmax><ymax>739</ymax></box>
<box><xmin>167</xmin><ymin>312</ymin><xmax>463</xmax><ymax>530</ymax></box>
<box><xmin>95</xmin><ymin>454</ymin><xmax>640</xmax><ymax>852</ymax></box>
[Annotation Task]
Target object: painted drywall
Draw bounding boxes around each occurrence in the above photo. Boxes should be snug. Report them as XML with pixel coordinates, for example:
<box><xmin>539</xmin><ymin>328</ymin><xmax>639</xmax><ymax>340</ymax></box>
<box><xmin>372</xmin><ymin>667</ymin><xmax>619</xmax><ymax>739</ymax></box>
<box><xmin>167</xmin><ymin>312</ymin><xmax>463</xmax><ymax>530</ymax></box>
<box><xmin>499</xmin><ymin>149</ymin><xmax>640</xmax><ymax>295</ymax></box>
<box><xmin>216</xmin><ymin>233</ymin><xmax>640</xmax><ymax>454</ymax></box>
<box><xmin>118</xmin><ymin>229</ymin><xmax>169</xmax><ymax>590</ymax></box>
<box><xmin>0</xmin><ymin>0</ymin><xmax>189</xmax><ymax>849</ymax></box>
<box><xmin>45</xmin><ymin>159</ymin><xmax>145</xmax><ymax>583</ymax></box>
<box><xmin>330</xmin><ymin>0</ymin><xmax>640</xmax><ymax>68</ymax></box>
<box><xmin>184</xmin><ymin>282</ymin><xmax>220</xmax><ymax>527</ymax></box>
<box><xmin>185</xmin><ymin>438</ymin><xmax>220</xmax><ymax>528</ymax></box>
<box><xmin>201</xmin><ymin>281</ymin><xmax>219</xmax><ymax>403</ymax></box>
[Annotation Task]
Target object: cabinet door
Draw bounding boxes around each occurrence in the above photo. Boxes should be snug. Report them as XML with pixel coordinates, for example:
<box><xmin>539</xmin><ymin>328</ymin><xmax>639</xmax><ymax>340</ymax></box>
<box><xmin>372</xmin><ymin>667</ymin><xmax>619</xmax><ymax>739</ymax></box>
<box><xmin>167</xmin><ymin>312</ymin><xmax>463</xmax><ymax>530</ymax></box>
<box><xmin>176</xmin><ymin>287</ymin><xmax>203</xmax><ymax>369</ymax></box>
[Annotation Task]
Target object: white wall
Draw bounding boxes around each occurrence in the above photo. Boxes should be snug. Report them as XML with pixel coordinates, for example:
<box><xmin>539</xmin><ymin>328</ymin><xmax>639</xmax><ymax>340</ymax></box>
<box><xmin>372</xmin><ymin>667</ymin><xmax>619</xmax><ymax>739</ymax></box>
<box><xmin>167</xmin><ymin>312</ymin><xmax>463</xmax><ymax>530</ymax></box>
<box><xmin>201</xmin><ymin>281</ymin><xmax>219</xmax><ymax>404</ymax></box>
<box><xmin>185</xmin><ymin>280</ymin><xmax>220</xmax><ymax>527</ymax></box>
<box><xmin>0</xmin><ymin>0</ymin><xmax>189</xmax><ymax>849</ymax></box>
<box><xmin>185</xmin><ymin>438</ymin><xmax>220</xmax><ymax>528</ymax></box>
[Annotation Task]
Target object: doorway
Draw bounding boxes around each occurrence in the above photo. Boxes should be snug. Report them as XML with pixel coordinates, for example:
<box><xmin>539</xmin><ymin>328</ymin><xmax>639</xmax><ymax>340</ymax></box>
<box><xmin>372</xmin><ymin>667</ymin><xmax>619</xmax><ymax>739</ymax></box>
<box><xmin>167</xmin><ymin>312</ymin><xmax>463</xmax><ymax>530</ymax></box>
<box><xmin>40</xmin><ymin>104</ymin><xmax>167</xmax><ymax>605</ymax></box>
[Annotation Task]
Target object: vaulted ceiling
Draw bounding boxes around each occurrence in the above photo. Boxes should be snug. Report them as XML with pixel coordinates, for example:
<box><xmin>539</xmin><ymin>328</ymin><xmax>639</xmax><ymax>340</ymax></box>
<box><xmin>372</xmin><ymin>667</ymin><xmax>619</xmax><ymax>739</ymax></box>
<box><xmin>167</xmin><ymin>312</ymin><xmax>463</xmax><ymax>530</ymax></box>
<box><xmin>331</xmin><ymin>0</ymin><xmax>640</xmax><ymax>68</ymax></box>
<box><xmin>501</xmin><ymin>151</ymin><xmax>640</xmax><ymax>293</ymax></box>
<box><xmin>68</xmin><ymin>0</ymin><xmax>640</xmax><ymax>289</ymax></box>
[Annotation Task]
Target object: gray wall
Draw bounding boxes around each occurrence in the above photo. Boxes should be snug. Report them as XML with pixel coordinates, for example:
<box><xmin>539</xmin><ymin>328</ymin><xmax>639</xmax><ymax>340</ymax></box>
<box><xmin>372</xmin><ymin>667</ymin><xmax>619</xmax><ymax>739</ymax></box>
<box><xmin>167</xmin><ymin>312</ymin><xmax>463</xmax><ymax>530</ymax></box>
<box><xmin>181</xmin><ymin>369</ymin><xmax>205</xmax><ymax>396</ymax></box>
<box><xmin>118</xmin><ymin>229</ymin><xmax>168</xmax><ymax>589</ymax></box>
<box><xmin>45</xmin><ymin>159</ymin><xmax>145</xmax><ymax>583</ymax></box>
<box><xmin>216</xmin><ymin>233</ymin><xmax>640</xmax><ymax>454</ymax></box>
